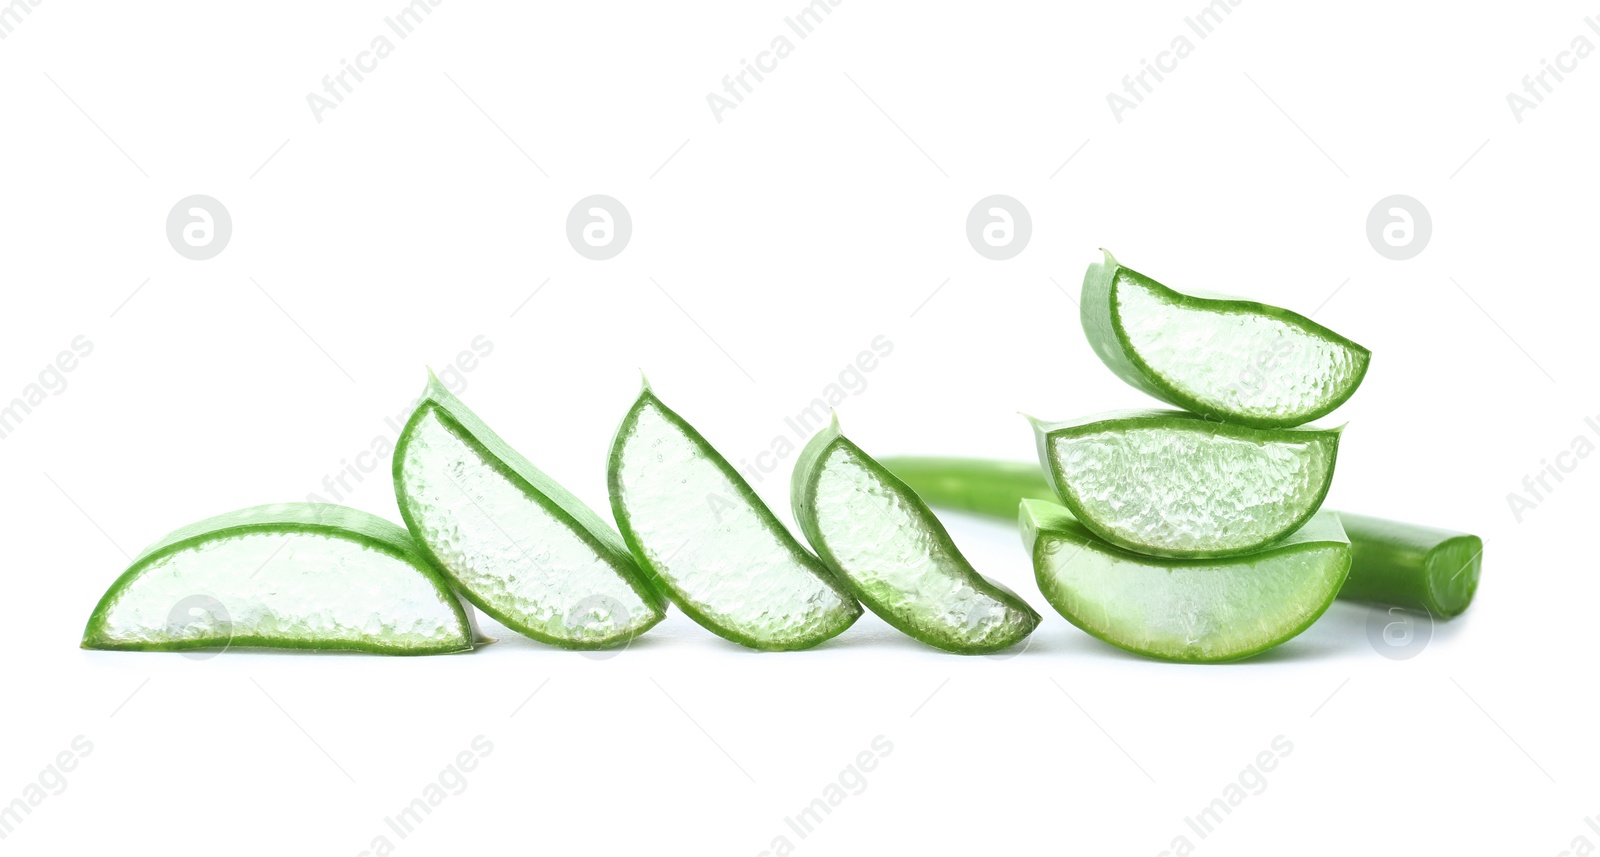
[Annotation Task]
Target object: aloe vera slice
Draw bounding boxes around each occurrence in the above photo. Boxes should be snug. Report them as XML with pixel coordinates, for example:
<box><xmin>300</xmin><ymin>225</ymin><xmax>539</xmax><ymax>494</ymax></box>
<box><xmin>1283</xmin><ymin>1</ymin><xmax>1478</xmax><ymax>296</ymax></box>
<box><xmin>1336</xmin><ymin>513</ymin><xmax>1482</xmax><ymax>618</ymax></box>
<box><xmin>792</xmin><ymin>418</ymin><xmax>1040</xmax><ymax>654</ymax></box>
<box><xmin>81</xmin><ymin>503</ymin><xmax>476</xmax><ymax>654</ymax></box>
<box><xmin>878</xmin><ymin>455</ymin><xmax>1485</xmax><ymax>617</ymax></box>
<box><xmin>607</xmin><ymin>382</ymin><xmax>860</xmax><ymax>650</ymax></box>
<box><xmin>393</xmin><ymin>372</ymin><xmax>664</xmax><ymax>649</ymax></box>
<box><xmin>1083</xmin><ymin>250</ymin><xmax>1370</xmax><ymax>427</ymax></box>
<box><xmin>1023</xmin><ymin>499</ymin><xmax>1351</xmax><ymax>663</ymax></box>
<box><xmin>1031</xmin><ymin>410</ymin><xmax>1341</xmax><ymax>558</ymax></box>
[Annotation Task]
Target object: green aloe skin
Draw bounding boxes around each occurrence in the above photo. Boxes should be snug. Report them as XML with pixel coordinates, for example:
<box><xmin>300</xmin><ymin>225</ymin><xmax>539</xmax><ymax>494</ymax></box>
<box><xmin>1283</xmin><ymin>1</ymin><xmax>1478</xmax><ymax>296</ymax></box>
<box><xmin>878</xmin><ymin>456</ymin><xmax>1483</xmax><ymax>619</ymax></box>
<box><xmin>1082</xmin><ymin>250</ymin><xmax>1371</xmax><ymax>428</ymax></box>
<box><xmin>1030</xmin><ymin>410</ymin><xmax>1342</xmax><ymax>558</ymax></box>
<box><xmin>792</xmin><ymin>417</ymin><xmax>1040</xmax><ymax>655</ymax></box>
<box><xmin>82</xmin><ymin>503</ymin><xmax>478</xmax><ymax>655</ymax></box>
<box><xmin>393</xmin><ymin>371</ymin><xmax>665</xmax><ymax>650</ymax></box>
<box><xmin>1023</xmin><ymin>499</ymin><xmax>1351</xmax><ymax>663</ymax></box>
<box><xmin>608</xmin><ymin>381</ymin><xmax>861</xmax><ymax>651</ymax></box>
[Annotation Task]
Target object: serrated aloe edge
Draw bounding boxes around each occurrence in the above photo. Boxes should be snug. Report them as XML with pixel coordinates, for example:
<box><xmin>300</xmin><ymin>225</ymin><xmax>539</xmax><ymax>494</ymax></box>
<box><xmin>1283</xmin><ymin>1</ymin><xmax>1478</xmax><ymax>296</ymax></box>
<box><xmin>82</xmin><ymin>503</ymin><xmax>478</xmax><ymax>655</ymax></box>
<box><xmin>607</xmin><ymin>379</ymin><xmax>861</xmax><ymax>651</ymax></box>
<box><xmin>1083</xmin><ymin>249</ymin><xmax>1371</xmax><ymax>428</ymax></box>
<box><xmin>877</xmin><ymin>456</ymin><xmax>1484</xmax><ymax>620</ymax></box>
<box><xmin>393</xmin><ymin>371</ymin><xmax>665</xmax><ymax>649</ymax></box>
<box><xmin>792</xmin><ymin>416</ymin><xmax>1039</xmax><ymax>654</ymax></box>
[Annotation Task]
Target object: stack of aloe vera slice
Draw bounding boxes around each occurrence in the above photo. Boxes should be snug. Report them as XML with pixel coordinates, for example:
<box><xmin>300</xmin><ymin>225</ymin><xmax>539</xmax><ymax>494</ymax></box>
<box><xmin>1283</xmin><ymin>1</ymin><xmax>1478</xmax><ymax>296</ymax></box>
<box><xmin>882</xmin><ymin>250</ymin><xmax>1482</xmax><ymax>662</ymax></box>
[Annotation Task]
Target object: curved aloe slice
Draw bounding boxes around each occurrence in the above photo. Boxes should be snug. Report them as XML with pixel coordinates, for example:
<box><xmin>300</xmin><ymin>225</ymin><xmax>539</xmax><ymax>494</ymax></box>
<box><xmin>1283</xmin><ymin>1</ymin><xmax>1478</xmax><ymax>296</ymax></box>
<box><xmin>1032</xmin><ymin>409</ymin><xmax>1341</xmax><ymax>558</ymax></box>
<box><xmin>792</xmin><ymin>418</ymin><xmax>1040</xmax><ymax>654</ymax></box>
<box><xmin>607</xmin><ymin>382</ymin><xmax>860</xmax><ymax>650</ymax></box>
<box><xmin>394</xmin><ymin>372</ymin><xmax>664</xmax><ymax>649</ymax></box>
<box><xmin>1083</xmin><ymin>250</ymin><xmax>1370</xmax><ymax>427</ymax></box>
<box><xmin>82</xmin><ymin>503</ymin><xmax>476</xmax><ymax>654</ymax></box>
<box><xmin>1024</xmin><ymin>499</ymin><xmax>1351</xmax><ymax>663</ymax></box>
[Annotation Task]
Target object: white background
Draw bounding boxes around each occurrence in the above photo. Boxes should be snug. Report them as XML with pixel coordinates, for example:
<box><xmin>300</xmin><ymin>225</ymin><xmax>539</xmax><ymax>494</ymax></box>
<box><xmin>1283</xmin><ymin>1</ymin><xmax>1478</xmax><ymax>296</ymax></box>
<box><xmin>2</xmin><ymin>1</ymin><xmax>1595</xmax><ymax>854</ymax></box>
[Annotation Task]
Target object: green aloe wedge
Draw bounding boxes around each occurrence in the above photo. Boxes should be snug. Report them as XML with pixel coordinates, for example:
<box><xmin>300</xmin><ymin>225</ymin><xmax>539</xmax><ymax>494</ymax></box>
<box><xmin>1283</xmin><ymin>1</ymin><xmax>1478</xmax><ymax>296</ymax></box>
<box><xmin>792</xmin><ymin>417</ymin><xmax>1040</xmax><ymax>654</ymax></box>
<box><xmin>1023</xmin><ymin>499</ymin><xmax>1351</xmax><ymax>663</ymax></box>
<box><xmin>82</xmin><ymin>503</ymin><xmax>477</xmax><ymax>654</ymax></box>
<box><xmin>1031</xmin><ymin>410</ymin><xmax>1341</xmax><ymax>558</ymax></box>
<box><xmin>876</xmin><ymin>456</ymin><xmax>1482</xmax><ymax>617</ymax></box>
<box><xmin>1083</xmin><ymin>250</ymin><xmax>1370</xmax><ymax>427</ymax></box>
<box><xmin>607</xmin><ymin>381</ymin><xmax>861</xmax><ymax>650</ymax></box>
<box><xmin>394</xmin><ymin>371</ymin><xmax>664</xmax><ymax>649</ymax></box>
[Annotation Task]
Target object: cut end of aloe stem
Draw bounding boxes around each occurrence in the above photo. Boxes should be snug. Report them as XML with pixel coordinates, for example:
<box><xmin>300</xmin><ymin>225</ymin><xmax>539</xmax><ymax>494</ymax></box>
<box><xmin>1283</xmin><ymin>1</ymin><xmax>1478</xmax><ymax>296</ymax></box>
<box><xmin>394</xmin><ymin>373</ymin><xmax>664</xmax><ymax>650</ymax></box>
<box><xmin>1424</xmin><ymin>537</ymin><xmax>1482</xmax><ymax>617</ymax></box>
<box><xmin>1033</xmin><ymin>409</ymin><xmax>1341</xmax><ymax>558</ymax></box>
<box><xmin>1023</xmin><ymin>499</ymin><xmax>1352</xmax><ymax>663</ymax></box>
<box><xmin>82</xmin><ymin>504</ymin><xmax>477</xmax><ymax>655</ymax></box>
<box><xmin>608</xmin><ymin>386</ymin><xmax>861</xmax><ymax>651</ymax></box>
<box><xmin>1337</xmin><ymin>512</ymin><xmax>1482</xmax><ymax>618</ymax></box>
<box><xmin>793</xmin><ymin>418</ymin><xmax>1040</xmax><ymax>654</ymax></box>
<box><xmin>1082</xmin><ymin>251</ymin><xmax>1370</xmax><ymax>428</ymax></box>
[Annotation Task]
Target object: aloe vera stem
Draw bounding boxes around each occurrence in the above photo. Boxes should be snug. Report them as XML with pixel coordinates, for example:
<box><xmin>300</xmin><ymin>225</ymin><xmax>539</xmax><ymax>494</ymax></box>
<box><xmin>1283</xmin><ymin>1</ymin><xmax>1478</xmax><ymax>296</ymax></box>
<box><xmin>877</xmin><ymin>456</ymin><xmax>1481</xmax><ymax>618</ymax></box>
<box><xmin>878</xmin><ymin>458</ymin><xmax>1058</xmax><ymax>520</ymax></box>
<box><xmin>1334</xmin><ymin>513</ymin><xmax>1481</xmax><ymax>618</ymax></box>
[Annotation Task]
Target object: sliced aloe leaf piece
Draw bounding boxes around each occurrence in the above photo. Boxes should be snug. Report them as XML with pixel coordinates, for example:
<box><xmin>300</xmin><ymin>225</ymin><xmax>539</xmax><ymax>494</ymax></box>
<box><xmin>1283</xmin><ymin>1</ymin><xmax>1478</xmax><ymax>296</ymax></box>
<box><xmin>82</xmin><ymin>503</ymin><xmax>477</xmax><ymax>654</ymax></box>
<box><xmin>607</xmin><ymin>382</ymin><xmax>861</xmax><ymax>651</ymax></box>
<box><xmin>877</xmin><ymin>455</ymin><xmax>1484</xmax><ymax>617</ymax></box>
<box><xmin>1336</xmin><ymin>513</ymin><xmax>1482</xmax><ymax>618</ymax></box>
<box><xmin>792</xmin><ymin>417</ymin><xmax>1040</xmax><ymax>654</ymax></box>
<box><xmin>1023</xmin><ymin>499</ymin><xmax>1351</xmax><ymax>663</ymax></box>
<box><xmin>1083</xmin><ymin>250</ymin><xmax>1370</xmax><ymax>428</ymax></box>
<box><xmin>394</xmin><ymin>372</ymin><xmax>664</xmax><ymax>649</ymax></box>
<box><xmin>1032</xmin><ymin>409</ymin><xmax>1341</xmax><ymax>558</ymax></box>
